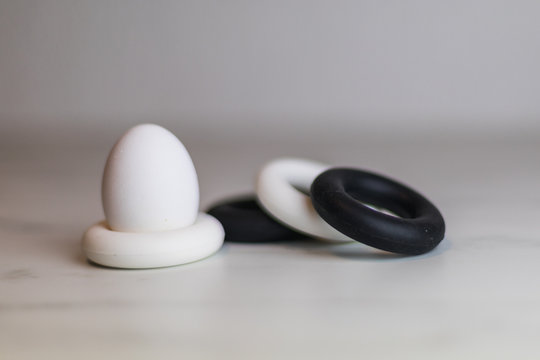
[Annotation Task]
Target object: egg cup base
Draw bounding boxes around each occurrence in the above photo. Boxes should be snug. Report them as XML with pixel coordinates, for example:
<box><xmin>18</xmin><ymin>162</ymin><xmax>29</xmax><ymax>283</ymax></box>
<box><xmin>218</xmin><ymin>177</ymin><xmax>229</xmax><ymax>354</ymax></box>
<box><xmin>82</xmin><ymin>213</ymin><xmax>224</xmax><ymax>269</ymax></box>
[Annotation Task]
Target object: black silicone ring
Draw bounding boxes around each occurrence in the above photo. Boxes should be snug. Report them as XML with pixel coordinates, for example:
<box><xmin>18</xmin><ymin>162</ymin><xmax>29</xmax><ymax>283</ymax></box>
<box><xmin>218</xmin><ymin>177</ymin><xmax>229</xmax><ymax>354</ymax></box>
<box><xmin>310</xmin><ymin>168</ymin><xmax>445</xmax><ymax>255</ymax></box>
<box><xmin>207</xmin><ymin>196</ymin><xmax>302</xmax><ymax>242</ymax></box>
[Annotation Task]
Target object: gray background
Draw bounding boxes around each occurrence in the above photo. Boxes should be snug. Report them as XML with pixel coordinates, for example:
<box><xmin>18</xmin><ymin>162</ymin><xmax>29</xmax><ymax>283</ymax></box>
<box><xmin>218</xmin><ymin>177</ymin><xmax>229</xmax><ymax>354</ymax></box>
<box><xmin>1</xmin><ymin>0</ymin><xmax>540</xmax><ymax>147</ymax></box>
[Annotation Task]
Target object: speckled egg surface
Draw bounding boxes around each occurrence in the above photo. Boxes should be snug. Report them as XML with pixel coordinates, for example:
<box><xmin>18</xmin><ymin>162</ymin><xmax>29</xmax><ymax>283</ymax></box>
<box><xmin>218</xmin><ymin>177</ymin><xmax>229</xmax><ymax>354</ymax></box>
<box><xmin>102</xmin><ymin>124</ymin><xmax>199</xmax><ymax>232</ymax></box>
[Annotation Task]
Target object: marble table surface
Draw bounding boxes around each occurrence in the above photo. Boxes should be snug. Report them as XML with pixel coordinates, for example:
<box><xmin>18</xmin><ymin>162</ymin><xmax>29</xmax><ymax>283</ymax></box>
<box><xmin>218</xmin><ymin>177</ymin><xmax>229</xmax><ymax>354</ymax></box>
<box><xmin>1</xmin><ymin>136</ymin><xmax>539</xmax><ymax>359</ymax></box>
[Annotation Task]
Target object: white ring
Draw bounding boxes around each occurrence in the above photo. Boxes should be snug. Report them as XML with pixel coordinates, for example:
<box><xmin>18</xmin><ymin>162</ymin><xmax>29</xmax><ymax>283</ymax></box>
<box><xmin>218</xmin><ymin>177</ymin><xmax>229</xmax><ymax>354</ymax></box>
<box><xmin>82</xmin><ymin>213</ymin><xmax>224</xmax><ymax>269</ymax></box>
<box><xmin>255</xmin><ymin>157</ymin><xmax>354</xmax><ymax>242</ymax></box>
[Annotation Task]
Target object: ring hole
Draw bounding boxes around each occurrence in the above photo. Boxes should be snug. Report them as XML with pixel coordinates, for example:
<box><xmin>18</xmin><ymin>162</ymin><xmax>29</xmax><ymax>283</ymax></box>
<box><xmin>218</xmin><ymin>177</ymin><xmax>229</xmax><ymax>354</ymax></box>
<box><xmin>294</xmin><ymin>182</ymin><xmax>401</xmax><ymax>218</ymax></box>
<box><xmin>347</xmin><ymin>191</ymin><xmax>406</xmax><ymax>218</ymax></box>
<box><xmin>292</xmin><ymin>184</ymin><xmax>311</xmax><ymax>196</ymax></box>
<box><xmin>362</xmin><ymin>202</ymin><xmax>401</xmax><ymax>218</ymax></box>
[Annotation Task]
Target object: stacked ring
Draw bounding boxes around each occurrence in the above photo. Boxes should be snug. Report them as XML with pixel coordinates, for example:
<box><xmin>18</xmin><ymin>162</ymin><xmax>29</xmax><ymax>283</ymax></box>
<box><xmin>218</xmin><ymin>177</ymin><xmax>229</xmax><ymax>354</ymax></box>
<box><xmin>207</xmin><ymin>196</ymin><xmax>302</xmax><ymax>242</ymax></box>
<box><xmin>310</xmin><ymin>168</ymin><xmax>445</xmax><ymax>255</ymax></box>
<box><xmin>255</xmin><ymin>158</ymin><xmax>354</xmax><ymax>242</ymax></box>
<box><xmin>210</xmin><ymin>157</ymin><xmax>445</xmax><ymax>254</ymax></box>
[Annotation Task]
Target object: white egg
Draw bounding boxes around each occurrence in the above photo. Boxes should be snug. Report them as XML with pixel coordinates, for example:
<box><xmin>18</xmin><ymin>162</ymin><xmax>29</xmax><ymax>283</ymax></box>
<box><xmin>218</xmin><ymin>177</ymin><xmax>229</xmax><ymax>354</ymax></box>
<box><xmin>102</xmin><ymin>123</ymin><xmax>199</xmax><ymax>232</ymax></box>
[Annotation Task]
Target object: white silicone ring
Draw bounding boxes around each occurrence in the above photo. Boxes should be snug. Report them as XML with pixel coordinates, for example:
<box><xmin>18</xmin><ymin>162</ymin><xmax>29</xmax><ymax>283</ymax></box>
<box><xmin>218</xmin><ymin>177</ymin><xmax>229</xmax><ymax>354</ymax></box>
<box><xmin>255</xmin><ymin>158</ymin><xmax>354</xmax><ymax>242</ymax></box>
<box><xmin>82</xmin><ymin>213</ymin><xmax>224</xmax><ymax>269</ymax></box>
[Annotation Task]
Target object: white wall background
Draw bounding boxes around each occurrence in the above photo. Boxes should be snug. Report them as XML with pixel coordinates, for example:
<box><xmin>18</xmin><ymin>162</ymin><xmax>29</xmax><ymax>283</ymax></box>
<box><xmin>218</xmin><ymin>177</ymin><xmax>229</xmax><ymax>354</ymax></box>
<box><xmin>1</xmin><ymin>0</ymin><xmax>540</xmax><ymax>145</ymax></box>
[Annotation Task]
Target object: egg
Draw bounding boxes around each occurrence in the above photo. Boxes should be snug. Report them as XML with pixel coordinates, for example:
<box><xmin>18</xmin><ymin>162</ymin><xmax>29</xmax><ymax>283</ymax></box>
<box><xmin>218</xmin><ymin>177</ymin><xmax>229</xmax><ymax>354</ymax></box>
<box><xmin>102</xmin><ymin>124</ymin><xmax>199</xmax><ymax>232</ymax></box>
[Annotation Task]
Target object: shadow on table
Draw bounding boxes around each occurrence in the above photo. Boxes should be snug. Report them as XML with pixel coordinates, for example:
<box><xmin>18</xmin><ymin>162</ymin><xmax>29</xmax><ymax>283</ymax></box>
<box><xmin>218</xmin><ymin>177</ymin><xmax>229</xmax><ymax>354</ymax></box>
<box><xmin>72</xmin><ymin>234</ymin><xmax>451</xmax><ymax>269</ymax></box>
<box><xmin>270</xmin><ymin>235</ymin><xmax>451</xmax><ymax>262</ymax></box>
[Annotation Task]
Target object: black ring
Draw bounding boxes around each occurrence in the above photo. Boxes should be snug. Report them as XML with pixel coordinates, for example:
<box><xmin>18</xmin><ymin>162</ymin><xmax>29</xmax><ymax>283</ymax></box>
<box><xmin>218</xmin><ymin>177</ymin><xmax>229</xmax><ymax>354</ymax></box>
<box><xmin>310</xmin><ymin>168</ymin><xmax>445</xmax><ymax>255</ymax></box>
<box><xmin>206</xmin><ymin>196</ymin><xmax>302</xmax><ymax>242</ymax></box>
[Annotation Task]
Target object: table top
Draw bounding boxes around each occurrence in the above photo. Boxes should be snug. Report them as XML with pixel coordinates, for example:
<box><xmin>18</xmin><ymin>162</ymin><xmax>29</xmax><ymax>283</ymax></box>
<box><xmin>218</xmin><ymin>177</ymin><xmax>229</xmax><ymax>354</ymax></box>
<box><xmin>1</xmin><ymin>137</ymin><xmax>539</xmax><ymax>359</ymax></box>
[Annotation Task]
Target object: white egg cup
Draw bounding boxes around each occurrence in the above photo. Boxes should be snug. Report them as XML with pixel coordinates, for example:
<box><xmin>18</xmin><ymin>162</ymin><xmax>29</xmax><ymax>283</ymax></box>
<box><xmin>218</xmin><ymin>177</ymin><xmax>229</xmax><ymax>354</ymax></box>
<box><xmin>82</xmin><ymin>124</ymin><xmax>224</xmax><ymax>269</ymax></box>
<box><xmin>82</xmin><ymin>214</ymin><xmax>224</xmax><ymax>269</ymax></box>
<box><xmin>255</xmin><ymin>157</ymin><xmax>354</xmax><ymax>242</ymax></box>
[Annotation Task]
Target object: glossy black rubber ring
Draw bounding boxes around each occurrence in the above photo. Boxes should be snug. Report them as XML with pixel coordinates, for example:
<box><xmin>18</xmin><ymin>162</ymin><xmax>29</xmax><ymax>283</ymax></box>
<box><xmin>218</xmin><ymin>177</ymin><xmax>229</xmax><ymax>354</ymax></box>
<box><xmin>206</xmin><ymin>196</ymin><xmax>302</xmax><ymax>242</ymax></box>
<box><xmin>310</xmin><ymin>168</ymin><xmax>445</xmax><ymax>255</ymax></box>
